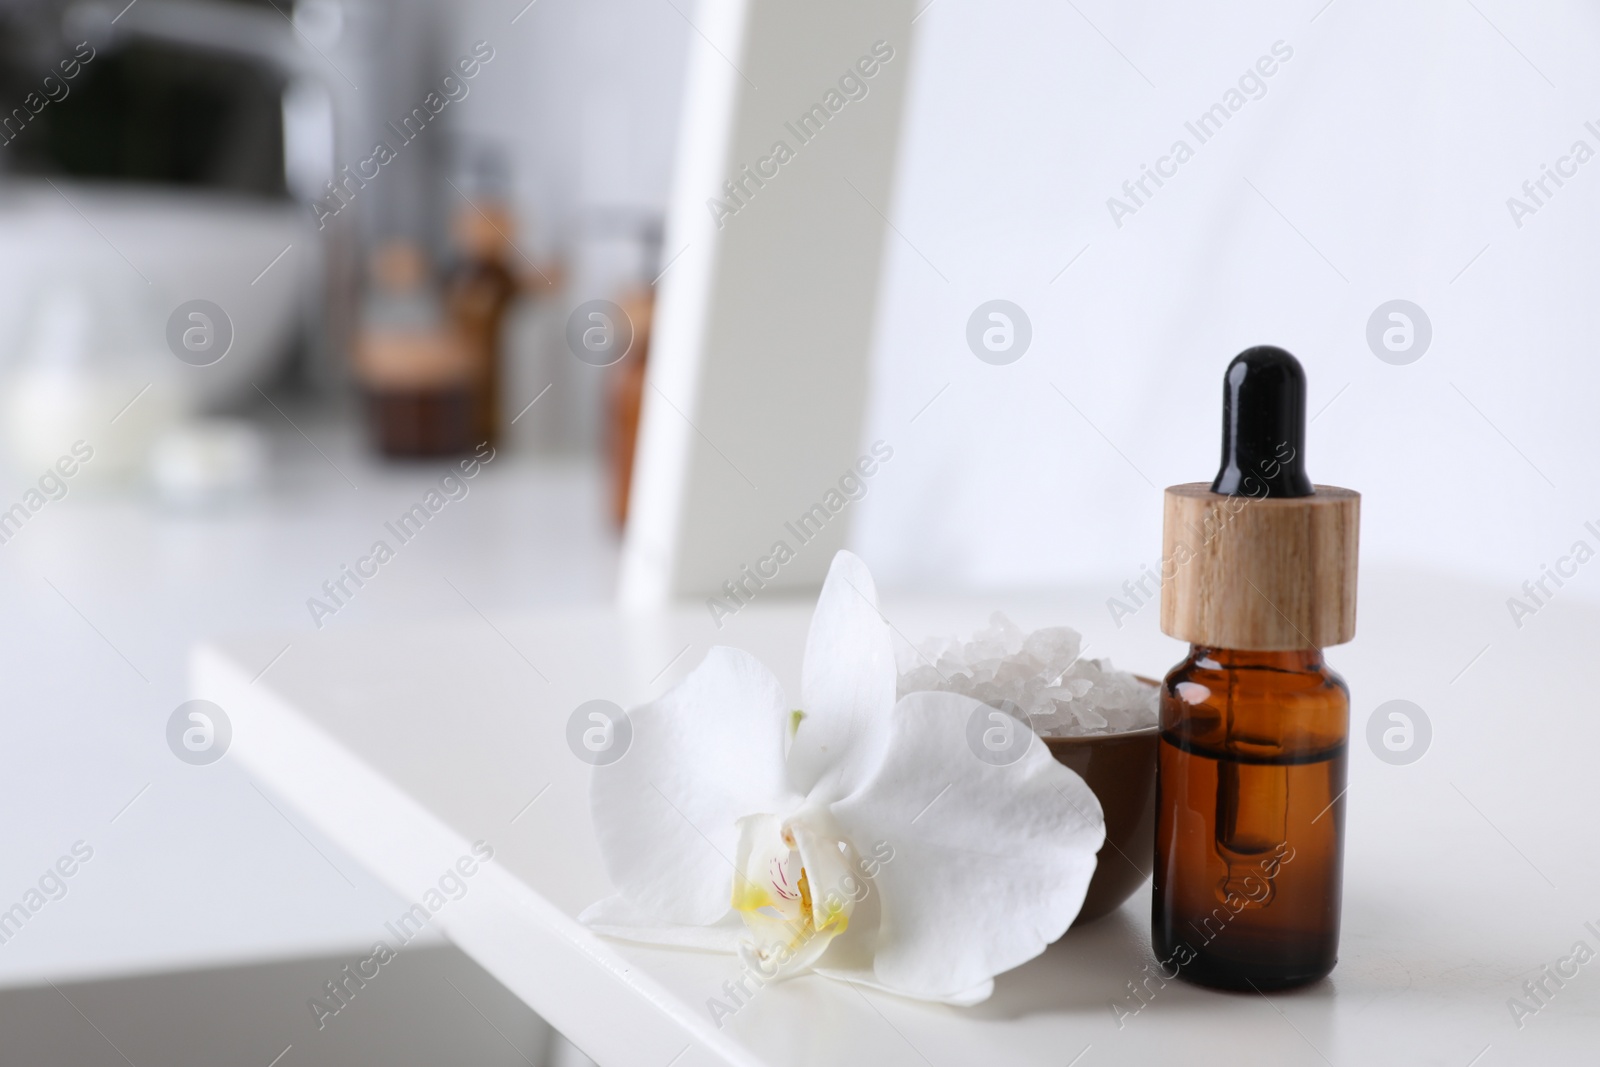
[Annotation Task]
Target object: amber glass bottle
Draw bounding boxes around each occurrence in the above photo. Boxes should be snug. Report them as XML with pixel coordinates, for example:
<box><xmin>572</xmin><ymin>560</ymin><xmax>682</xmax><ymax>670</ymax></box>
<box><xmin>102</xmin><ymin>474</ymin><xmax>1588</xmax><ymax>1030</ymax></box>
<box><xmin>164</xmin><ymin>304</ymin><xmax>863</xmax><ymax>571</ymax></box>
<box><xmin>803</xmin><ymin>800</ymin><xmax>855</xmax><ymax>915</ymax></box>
<box><xmin>356</xmin><ymin>241</ymin><xmax>477</xmax><ymax>458</ymax></box>
<box><xmin>446</xmin><ymin>201</ymin><xmax>518</xmax><ymax>449</ymax></box>
<box><xmin>1155</xmin><ymin>347</ymin><xmax>1359</xmax><ymax>991</ymax></box>
<box><xmin>1153</xmin><ymin>646</ymin><xmax>1348</xmax><ymax>989</ymax></box>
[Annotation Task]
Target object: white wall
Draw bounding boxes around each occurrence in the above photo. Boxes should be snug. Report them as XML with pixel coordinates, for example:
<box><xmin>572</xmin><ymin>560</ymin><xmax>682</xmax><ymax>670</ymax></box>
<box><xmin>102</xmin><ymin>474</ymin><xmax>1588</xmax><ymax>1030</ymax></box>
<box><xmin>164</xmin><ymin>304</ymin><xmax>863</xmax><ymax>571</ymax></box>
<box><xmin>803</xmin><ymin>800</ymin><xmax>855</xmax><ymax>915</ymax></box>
<box><xmin>440</xmin><ymin>0</ymin><xmax>688</xmax><ymax>257</ymax></box>
<box><xmin>855</xmin><ymin>0</ymin><xmax>1600</xmax><ymax>613</ymax></box>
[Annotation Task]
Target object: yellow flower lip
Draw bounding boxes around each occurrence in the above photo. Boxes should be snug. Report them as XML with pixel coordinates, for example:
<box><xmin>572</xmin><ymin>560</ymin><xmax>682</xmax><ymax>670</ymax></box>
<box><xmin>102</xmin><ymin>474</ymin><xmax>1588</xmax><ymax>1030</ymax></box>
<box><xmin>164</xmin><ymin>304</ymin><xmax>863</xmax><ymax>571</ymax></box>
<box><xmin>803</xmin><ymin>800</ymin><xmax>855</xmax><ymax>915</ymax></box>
<box><xmin>731</xmin><ymin>811</ymin><xmax>859</xmax><ymax>979</ymax></box>
<box><xmin>736</xmin><ymin>868</ymin><xmax>849</xmax><ymax>967</ymax></box>
<box><xmin>731</xmin><ymin>880</ymin><xmax>773</xmax><ymax>912</ymax></box>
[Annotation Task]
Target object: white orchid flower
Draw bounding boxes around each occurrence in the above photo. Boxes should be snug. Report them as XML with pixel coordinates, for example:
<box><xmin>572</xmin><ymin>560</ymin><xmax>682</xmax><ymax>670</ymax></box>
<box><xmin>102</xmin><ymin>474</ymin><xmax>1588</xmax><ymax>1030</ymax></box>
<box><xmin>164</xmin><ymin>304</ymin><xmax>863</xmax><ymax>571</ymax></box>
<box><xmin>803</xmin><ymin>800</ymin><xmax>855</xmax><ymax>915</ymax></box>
<box><xmin>580</xmin><ymin>550</ymin><xmax>1105</xmax><ymax>1004</ymax></box>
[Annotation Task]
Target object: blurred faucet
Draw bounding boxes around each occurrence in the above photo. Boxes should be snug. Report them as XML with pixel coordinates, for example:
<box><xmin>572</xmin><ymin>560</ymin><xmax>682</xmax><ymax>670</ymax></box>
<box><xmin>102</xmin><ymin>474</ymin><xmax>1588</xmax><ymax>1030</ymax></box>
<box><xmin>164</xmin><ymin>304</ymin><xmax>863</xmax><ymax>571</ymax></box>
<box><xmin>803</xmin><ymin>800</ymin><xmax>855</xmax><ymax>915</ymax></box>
<box><xmin>65</xmin><ymin>0</ymin><xmax>342</xmax><ymax>202</ymax></box>
<box><xmin>70</xmin><ymin>0</ymin><xmax>306</xmax><ymax>68</ymax></box>
<box><xmin>62</xmin><ymin>0</ymin><xmax>358</xmax><ymax>388</ymax></box>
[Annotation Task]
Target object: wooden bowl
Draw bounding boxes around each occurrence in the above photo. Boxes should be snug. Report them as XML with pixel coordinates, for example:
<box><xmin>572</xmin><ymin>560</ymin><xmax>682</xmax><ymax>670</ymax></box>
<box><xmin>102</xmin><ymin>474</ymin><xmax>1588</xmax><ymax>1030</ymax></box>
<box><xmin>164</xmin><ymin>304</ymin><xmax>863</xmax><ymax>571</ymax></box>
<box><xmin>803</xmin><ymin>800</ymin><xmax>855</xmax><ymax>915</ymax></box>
<box><xmin>1043</xmin><ymin>679</ymin><xmax>1159</xmax><ymax>926</ymax></box>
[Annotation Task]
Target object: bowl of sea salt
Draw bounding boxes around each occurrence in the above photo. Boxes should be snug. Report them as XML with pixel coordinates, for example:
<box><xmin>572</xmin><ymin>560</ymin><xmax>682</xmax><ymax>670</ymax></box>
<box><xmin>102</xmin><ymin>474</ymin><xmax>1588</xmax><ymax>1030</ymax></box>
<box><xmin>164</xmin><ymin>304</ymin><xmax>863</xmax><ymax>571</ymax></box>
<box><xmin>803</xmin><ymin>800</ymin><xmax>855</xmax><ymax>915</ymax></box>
<box><xmin>898</xmin><ymin>613</ymin><xmax>1159</xmax><ymax>925</ymax></box>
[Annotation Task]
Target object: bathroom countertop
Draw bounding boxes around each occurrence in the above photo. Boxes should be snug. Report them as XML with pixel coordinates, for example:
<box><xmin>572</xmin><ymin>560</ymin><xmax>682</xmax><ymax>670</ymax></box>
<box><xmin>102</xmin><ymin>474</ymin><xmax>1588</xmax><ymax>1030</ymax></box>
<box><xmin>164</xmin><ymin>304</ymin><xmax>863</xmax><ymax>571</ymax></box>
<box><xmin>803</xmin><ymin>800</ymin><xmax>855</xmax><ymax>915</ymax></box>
<box><xmin>194</xmin><ymin>570</ymin><xmax>1600</xmax><ymax>1067</ymax></box>
<box><xmin>0</xmin><ymin>419</ymin><xmax>621</xmax><ymax>992</ymax></box>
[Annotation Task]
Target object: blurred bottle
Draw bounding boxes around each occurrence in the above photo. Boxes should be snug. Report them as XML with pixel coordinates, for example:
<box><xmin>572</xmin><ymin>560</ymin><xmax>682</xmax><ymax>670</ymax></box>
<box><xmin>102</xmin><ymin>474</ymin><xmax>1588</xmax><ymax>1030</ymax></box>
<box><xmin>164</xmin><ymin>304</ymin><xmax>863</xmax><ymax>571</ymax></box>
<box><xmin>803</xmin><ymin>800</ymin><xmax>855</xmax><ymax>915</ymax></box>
<box><xmin>445</xmin><ymin>197</ymin><xmax>518</xmax><ymax>449</ymax></box>
<box><xmin>354</xmin><ymin>241</ymin><xmax>475</xmax><ymax>457</ymax></box>
<box><xmin>606</xmin><ymin>286</ymin><xmax>653</xmax><ymax>527</ymax></box>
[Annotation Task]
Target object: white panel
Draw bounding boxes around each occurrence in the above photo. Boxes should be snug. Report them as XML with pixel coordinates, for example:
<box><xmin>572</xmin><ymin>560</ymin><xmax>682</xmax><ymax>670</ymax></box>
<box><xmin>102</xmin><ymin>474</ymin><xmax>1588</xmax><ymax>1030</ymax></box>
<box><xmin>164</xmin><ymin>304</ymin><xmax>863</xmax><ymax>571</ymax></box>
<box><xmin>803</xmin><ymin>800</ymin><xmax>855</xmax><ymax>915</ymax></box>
<box><xmin>622</xmin><ymin>0</ymin><xmax>917</xmax><ymax>607</ymax></box>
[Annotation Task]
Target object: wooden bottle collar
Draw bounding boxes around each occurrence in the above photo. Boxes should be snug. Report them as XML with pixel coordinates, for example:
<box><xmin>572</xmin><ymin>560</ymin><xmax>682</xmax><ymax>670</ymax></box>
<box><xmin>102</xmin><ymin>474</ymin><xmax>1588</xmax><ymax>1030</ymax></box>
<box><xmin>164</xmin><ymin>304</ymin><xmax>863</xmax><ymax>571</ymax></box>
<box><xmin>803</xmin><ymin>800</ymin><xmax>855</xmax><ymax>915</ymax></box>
<box><xmin>1159</xmin><ymin>482</ymin><xmax>1359</xmax><ymax>651</ymax></box>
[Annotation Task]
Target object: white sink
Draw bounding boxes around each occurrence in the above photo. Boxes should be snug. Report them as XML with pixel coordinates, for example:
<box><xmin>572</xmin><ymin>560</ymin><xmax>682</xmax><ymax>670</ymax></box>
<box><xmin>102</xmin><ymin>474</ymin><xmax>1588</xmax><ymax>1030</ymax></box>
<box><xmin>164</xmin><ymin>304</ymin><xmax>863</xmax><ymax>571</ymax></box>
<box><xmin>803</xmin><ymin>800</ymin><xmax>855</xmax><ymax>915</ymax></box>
<box><xmin>0</xmin><ymin>180</ymin><xmax>317</xmax><ymax>410</ymax></box>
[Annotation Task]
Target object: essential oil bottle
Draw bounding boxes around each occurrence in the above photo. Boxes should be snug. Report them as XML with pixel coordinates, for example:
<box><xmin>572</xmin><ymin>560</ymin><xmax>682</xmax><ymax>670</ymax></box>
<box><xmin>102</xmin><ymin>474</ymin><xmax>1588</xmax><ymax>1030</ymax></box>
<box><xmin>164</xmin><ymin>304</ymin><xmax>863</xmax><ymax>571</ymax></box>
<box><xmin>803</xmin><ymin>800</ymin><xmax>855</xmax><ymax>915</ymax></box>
<box><xmin>1152</xmin><ymin>346</ymin><xmax>1359</xmax><ymax>991</ymax></box>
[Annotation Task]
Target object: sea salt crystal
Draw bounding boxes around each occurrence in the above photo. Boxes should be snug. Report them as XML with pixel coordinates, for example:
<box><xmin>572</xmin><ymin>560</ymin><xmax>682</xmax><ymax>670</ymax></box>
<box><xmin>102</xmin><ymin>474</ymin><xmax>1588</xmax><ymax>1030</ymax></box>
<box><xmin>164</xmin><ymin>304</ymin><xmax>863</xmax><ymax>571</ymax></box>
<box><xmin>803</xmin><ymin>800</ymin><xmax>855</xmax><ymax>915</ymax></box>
<box><xmin>896</xmin><ymin>612</ymin><xmax>1158</xmax><ymax>737</ymax></box>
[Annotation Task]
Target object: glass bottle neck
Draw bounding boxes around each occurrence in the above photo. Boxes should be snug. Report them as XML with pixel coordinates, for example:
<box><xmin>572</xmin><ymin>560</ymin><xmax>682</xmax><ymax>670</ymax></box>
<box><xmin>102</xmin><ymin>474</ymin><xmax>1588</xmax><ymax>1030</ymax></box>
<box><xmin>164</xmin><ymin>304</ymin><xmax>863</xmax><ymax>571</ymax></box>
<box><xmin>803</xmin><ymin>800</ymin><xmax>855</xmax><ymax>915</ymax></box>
<box><xmin>1190</xmin><ymin>645</ymin><xmax>1325</xmax><ymax>671</ymax></box>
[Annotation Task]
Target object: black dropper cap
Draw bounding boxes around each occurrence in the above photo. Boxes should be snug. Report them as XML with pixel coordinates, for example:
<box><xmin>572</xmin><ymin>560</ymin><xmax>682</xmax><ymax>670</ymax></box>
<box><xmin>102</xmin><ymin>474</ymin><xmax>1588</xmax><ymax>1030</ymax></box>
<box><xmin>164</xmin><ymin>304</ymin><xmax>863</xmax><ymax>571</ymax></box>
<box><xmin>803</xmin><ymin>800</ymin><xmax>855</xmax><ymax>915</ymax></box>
<box><xmin>1210</xmin><ymin>345</ymin><xmax>1314</xmax><ymax>498</ymax></box>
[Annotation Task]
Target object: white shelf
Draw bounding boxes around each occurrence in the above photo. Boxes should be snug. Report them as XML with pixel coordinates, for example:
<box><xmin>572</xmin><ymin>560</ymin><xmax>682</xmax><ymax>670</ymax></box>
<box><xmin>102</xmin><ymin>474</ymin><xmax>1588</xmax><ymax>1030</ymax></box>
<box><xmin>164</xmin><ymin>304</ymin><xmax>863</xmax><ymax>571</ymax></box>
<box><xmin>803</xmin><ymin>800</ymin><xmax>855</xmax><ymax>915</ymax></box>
<box><xmin>193</xmin><ymin>572</ymin><xmax>1600</xmax><ymax>1066</ymax></box>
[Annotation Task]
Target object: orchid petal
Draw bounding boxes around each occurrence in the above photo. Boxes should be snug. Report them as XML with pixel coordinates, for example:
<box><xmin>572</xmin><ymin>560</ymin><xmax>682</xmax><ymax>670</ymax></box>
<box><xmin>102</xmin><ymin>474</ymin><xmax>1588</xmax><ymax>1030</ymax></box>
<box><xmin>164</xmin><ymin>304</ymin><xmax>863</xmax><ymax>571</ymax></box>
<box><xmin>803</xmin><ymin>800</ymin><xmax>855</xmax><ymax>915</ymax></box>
<box><xmin>578</xmin><ymin>894</ymin><xmax>747</xmax><ymax>953</ymax></box>
<box><xmin>789</xmin><ymin>550</ymin><xmax>896</xmax><ymax>803</ymax></box>
<box><xmin>589</xmin><ymin>646</ymin><xmax>796</xmax><ymax>926</ymax></box>
<box><xmin>813</xmin><ymin>964</ymin><xmax>994</xmax><ymax>1007</ymax></box>
<box><xmin>830</xmin><ymin>691</ymin><xmax>1105</xmax><ymax>1001</ymax></box>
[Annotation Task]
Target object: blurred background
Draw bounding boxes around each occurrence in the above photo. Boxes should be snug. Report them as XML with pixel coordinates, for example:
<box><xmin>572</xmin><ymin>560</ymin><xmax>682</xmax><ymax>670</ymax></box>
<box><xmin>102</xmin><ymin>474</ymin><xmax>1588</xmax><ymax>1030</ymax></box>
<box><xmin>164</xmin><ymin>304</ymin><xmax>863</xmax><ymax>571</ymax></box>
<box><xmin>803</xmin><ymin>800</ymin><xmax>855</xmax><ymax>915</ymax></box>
<box><xmin>1</xmin><ymin>0</ymin><xmax>1597</xmax><ymax>1062</ymax></box>
<box><xmin>0</xmin><ymin>0</ymin><xmax>687</xmax><ymax>1062</ymax></box>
